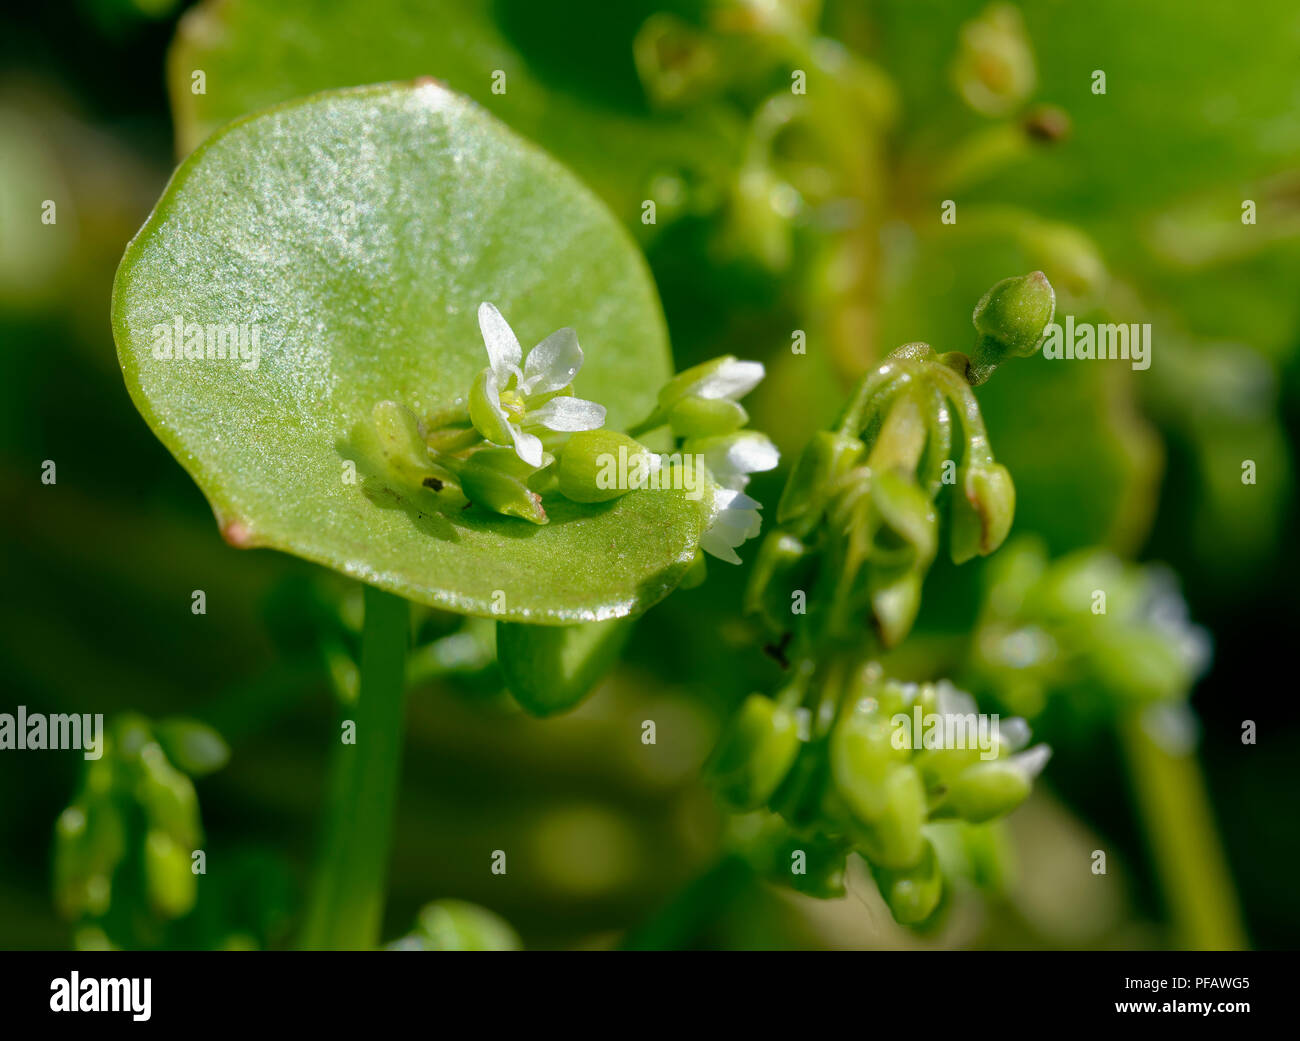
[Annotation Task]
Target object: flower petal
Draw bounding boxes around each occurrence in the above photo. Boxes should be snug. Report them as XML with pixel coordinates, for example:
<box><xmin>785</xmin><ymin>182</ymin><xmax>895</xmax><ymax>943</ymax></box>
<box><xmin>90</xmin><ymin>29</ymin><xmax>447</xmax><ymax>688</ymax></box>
<box><xmin>521</xmin><ymin>327</ymin><xmax>582</xmax><ymax>396</ymax></box>
<box><xmin>509</xmin><ymin>426</ymin><xmax>545</xmax><ymax>468</ymax></box>
<box><xmin>696</xmin><ymin>359</ymin><xmax>765</xmax><ymax>400</ymax></box>
<box><xmin>528</xmin><ymin>396</ymin><xmax>606</xmax><ymax>432</ymax></box>
<box><xmin>478</xmin><ymin>302</ymin><xmax>523</xmax><ymax>381</ymax></box>
<box><xmin>699</xmin><ymin>431</ymin><xmax>780</xmax><ymax>488</ymax></box>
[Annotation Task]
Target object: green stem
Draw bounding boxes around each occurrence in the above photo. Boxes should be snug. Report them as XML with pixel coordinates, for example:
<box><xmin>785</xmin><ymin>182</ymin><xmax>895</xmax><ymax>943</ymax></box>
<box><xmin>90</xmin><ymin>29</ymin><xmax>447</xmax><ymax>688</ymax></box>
<box><xmin>1119</xmin><ymin>712</ymin><xmax>1246</xmax><ymax>950</ymax></box>
<box><xmin>300</xmin><ymin>584</ymin><xmax>410</xmax><ymax>950</ymax></box>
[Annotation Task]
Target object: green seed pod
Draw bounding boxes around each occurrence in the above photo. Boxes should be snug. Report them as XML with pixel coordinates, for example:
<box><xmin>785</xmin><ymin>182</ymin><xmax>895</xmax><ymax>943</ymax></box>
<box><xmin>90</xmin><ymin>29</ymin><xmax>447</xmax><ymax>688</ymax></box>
<box><xmin>667</xmin><ymin>395</ymin><xmax>749</xmax><ymax>438</ymax></box>
<box><xmin>968</xmin><ymin>271</ymin><xmax>1056</xmax><ymax>384</ymax></box>
<box><xmin>144</xmin><ymin>828</ymin><xmax>197</xmax><ymax>919</ymax></box>
<box><xmin>458</xmin><ymin>447</ymin><xmax>548</xmax><ymax>524</ymax></box>
<box><xmin>946</xmin><ymin>746</ymin><xmax>1050</xmax><ymax>823</ymax></box>
<box><xmin>874</xmin><ymin>837</ymin><xmax>944</xmax><ymax>925</ymax></box>
<box><xmin>555</xmin><ymin>429</ymin><xmax>654</xmax><ymax>503</ymax></box>
<box><xmin>710</xmin><ymin>695</ymin><xmax>802</xmax><ymax>811</ymax></box>
<box><xmin>496</xmin><ymin>617</ymin><xmax>634</xmax><ymax>718</ymax></box>
<box><xmin>950</xmin><ymin>462</ymin><xmax>1016</xmax><ymax>564</ymax></box>
<box><xmin>776</xmin><ymin>429</ymin><xmax>864</xmax><ymax>527</ymax></box>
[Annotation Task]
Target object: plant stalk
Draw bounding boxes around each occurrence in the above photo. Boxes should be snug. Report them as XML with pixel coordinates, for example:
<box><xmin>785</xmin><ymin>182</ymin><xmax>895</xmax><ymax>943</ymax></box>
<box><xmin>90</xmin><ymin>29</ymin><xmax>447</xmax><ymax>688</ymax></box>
<box><xmin>1119</xmin><ymin>711</ymin><xmax>1246</xmax><ymax>950</ymax></box>
<box><xmin>300</xmin><ymin>584</ymin><xmax>410</xmax><ymax>950</ymax></box>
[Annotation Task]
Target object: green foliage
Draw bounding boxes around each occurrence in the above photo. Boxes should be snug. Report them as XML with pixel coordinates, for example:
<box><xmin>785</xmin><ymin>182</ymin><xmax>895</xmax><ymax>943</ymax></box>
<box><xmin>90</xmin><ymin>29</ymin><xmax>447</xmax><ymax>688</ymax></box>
<box><xmin>112</xmin><ymin>82</ymin><xmax>707</xmax><ymax>623</ymax></box>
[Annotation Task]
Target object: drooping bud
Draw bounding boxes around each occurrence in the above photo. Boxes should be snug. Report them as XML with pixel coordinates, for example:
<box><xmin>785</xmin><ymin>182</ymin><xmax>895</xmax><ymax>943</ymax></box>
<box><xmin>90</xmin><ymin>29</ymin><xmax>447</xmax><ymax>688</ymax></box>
<box><xmin>950</xmin><ymin>462</ymin><xmax>1016</xmax><ymax>564</ymax></box>
<box><xmin>372</xmin><ymin>400</ymin><xmax>435</xmax><ymax>483</ymax></box>
<box><xmin>744</xmin><ymin>531</ymin><xmax>813</xmax><ymax>632</ymax></box>
<box><xmin>776</xmin><ymin>429</ymin><xmax>864</xmax><ymax>527</ymax></box>
<box><xmin>968</xmin><ymin>271</ymin><xmax>1056</xmax><ymax>384</ymax></box>
<box><xmin>458</xmin><ymin>447</ymin><xmax>547</xmax><ymax>525</ymax></box>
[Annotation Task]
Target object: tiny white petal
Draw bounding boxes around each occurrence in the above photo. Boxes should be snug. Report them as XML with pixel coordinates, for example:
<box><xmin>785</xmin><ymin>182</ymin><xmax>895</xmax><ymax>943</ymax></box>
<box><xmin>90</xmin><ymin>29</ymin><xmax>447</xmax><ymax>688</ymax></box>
<box><xmin>701</xmin><ymin>432</ymin><xmax>779</xmax><ymax>487</ymax></box>
<box><xmin>478</xmin><ymin>302</ymin><xmax>523</xmax><ymax>382</ymax></box>
<box><xmin>700</xmin><ymin>528</ymin><xmax>743</xmax><ymax>564</ymax></box>
<box><xmin>521</xmin><ymin>327</ymin><xmax>583</xmax><ymax>396</ymax></box>
<box><xmin>529</xmin><ymin>396</ymin><xmax>606</xmax><ymax>432</ymax></box>
<box><xmin>696</xmin><ymin>359</ymin><xmax>765</xmax><ymax>400</ymax></box>
<box><xmin>510</xmin><ymin>426</ymin><xmax>545</xmax><ymax>468</ymax></box>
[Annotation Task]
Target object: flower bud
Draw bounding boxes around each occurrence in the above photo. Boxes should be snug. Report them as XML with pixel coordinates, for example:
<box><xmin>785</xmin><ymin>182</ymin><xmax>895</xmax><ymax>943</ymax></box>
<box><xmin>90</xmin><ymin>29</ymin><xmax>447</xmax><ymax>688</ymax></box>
<box><xmin>777</xmin><ymin>430</ymin><xmax>865</xmax><ymax>527</ymax></box>
<box><xmin>372</xmin><ymin>400</ymin><xmax>434</xmax><ymax>481</ymax></box>
<box><xmin>968</xmin><ymin>271</ymin><xmax>1056</xmax><ymax>384</ymax></box>
<box><xmin>830</xmin><ymin>702</ymin><xmax>909</xmax><ymax>823</ymax></box>
<box><xmin>873</xmin><ymin>837</ymin><xmax>944</xmax><ymax>925</ymax></box>
<box><xmin>411</xmin><ymin>900</ymin><xmax>523</xmax><ymax>951</ymax></box>
<box><xmin>657</xmin><ymin>355</ymin><xmax>765</xmax><ymax>411</ymax></box>
<box><xmin>668</xmin><ymin>395</ymin><xmax>749</xmax><ymax>439</ymax></box>
<box><xmin>950</xmin><ymin>462</ymin><xmax>1016</xmax><ymax>564</ymax></box>
<box><xmin>868</xmin><ymin>567</ymin><xmax>924</xmax><ymax>649</ymax></box>
<box><xmin>144</xmin><ymin>828</ymin><xmax>197</xmax><ymax>918</ymax></box>
<box><xmin>710</xmin><ymin>694</ymin><xmax>802</xmax><ymax>811</ymax></box>
<box><xmin>744</xmin><ymin>531</ymin><xmax>813</xmax><ymax>632</ymax></box>
<box><xmin>555</xmin><ymin>430</ymin><xmax>654</xmax><ymax>504</ymax></box>
<box><xmin>856</xmin><ymin>763</ymin><xmax>927</xmax><ymax>870</ymax></box>
<box><xmin>870</xmin><ymin>470</ymin><xmax>938</xmax><ymax>566</ymax></box>
<box><xmin>951</xmin><ymin>3</ymin><xmax>1037</xmax><ymax>117</ymax></box>
<box><xmin>458</xmin><ymin>447</ymin><xmax>547</xmax><ymax>524</ymax></box>
<box><xmin>946</xmin><ymin>746</ymin><xmax>1050</xmax><ymax>823</ymax></box>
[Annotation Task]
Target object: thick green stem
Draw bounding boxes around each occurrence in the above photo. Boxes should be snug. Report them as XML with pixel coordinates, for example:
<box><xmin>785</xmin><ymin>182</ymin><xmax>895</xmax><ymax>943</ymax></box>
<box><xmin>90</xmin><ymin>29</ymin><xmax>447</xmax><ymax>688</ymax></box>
<box><xmin>1119</xmin><ymin>712</ymin><xmax>1246</xmax><ymax>950</ymax></box>
<box><xmin>301</xmin><ymin>584</ymin><xmax>410</xmax><ymax>950</ymax></box>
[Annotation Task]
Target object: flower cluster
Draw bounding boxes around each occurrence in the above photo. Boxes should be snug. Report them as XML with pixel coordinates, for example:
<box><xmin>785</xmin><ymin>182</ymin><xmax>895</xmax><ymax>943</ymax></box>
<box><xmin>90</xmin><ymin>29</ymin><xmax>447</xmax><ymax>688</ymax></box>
<box><xmin>711</xmin><ymin>664</ymin><xmax>1048</xmax><ymax>922</ymax></box>
<box><xmin>370</xmin><ymin>302</ymin><xmax>778</xmax><ymax>564</ymax></box>
<box><xmin>966</xmin><ymin>535</ymin><xmax>1212</xmax><ymax>725</ymax></box>
<box><xmin>708</xmin><ymin>272</ymin><xmax>1057</xmax><ymax>925</ymax></box>
<box><xmin>54</xmin><ymin>715</ymin><xmax>228</xmax><ymax>931</ymax></box>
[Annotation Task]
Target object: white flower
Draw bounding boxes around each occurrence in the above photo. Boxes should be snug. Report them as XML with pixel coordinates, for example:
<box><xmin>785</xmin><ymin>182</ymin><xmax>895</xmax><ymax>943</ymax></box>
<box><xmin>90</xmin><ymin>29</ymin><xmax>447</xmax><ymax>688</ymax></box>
<box><xmin>468</xmin><ymin>302</ymin><xmax>606</xmax><ymax>467</ymax></box>
<box><xmin>701</xmin><ymin>486</ymin><xmax>764</xmax><ymax>565</ymax></box>
<box><xmin>692</xmin><ymin>430</ymin><xmax>780</xmax><ymax>491</ymax></box>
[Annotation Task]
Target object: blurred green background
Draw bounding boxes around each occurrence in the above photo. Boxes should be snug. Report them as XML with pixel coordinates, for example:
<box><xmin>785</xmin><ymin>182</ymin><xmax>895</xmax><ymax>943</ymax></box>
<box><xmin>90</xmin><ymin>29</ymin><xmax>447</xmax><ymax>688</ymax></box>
<box><xmin>2</xmin><ymin>0</ymin><xmax>1298</xmax><ymax>949</ymax></box>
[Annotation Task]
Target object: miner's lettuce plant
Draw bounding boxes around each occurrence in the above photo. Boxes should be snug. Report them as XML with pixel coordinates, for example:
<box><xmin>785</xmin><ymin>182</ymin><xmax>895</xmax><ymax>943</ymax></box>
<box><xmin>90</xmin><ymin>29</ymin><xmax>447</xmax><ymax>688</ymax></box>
<box><xmin>84</xmin><ymin>0</ymin><xmax>1263</xmax><ymax>950</ymax></box>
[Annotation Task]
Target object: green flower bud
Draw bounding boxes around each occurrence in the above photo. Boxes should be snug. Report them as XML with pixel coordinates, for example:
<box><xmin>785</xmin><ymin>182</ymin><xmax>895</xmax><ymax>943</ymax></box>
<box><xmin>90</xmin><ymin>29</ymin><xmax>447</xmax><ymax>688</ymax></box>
<box><xmin>555</xmin><ymin>429</ymin><xmax>654</xmax><ymax>504</ymax></box>
<box><xmin>154</xmin><ymin>718</ymin><xmax>229</xmax><ymax>778</ymax></box>
<box><xmin>857</xmin><ymin>763</ymin><xmax>927</xmax><ymax>870</ymax></box>
<box><xmin>968</xmin><ymin>271</ymin><xmax>1056</xmax><ymax>384</ymax></box>
<box><xmin>946</xmin><ymin>746</ymin><xmax>1050</xmax><ymax>823</ymax></box>
<box><xmin>657</xmin><ymin>355</ymin><xmax>765</xmax><ymax>412</ymax></box>
<box><xmin>467</xmin><ymin>368</ymin><xmax>515</xmax><ymax>446</ymax></box>
<box><xmin>784</xmin><ymin>836</ymin><xmax>850</xmax><ymax>900</ymax></box>
<box><xmin>667</xmin><ymin>395</ymin><xmax>749</xmax><ymax>438</ymax></box>
<box><xmin>137</xmin><ymin>743</ymin><xmax>201</xmax><ymax>848</ymax></box>
<box><xmin>710</xmin><ymin>694</ymin><xmax>802</xmax><ymax>811</ymax></box>
<box><xmin>776</xmin><ymin>430</ymin><xmax>865</xmax><ymax>527</ymax></box>
<box><xmin>870</xmin><ymin>470</ymin><xmax>938</xmax><ymax>567</ymax></box>
<box><xmin>950</xmin><ymin>462</ymin><xmax>1016</xmax><ymax>564</ymax></box>
<box><xmin>372</xmin><ymin>400</ymin><xmax>434</xmax><ymax>481</ymax></box>
<box><xmin>743</xmin><ymin>531</ymin><xmax>813</xmax><ymax>632</ymax></box>
<box><xmin>830</xmin><ymin>700</ymin><xmax>909</xmax><ymax>824</ymax></box>
<box><xmin>874</xmin><ymin>837</ymin><xmax>944</xmax><ymax>925</ymax></box>
<box><xmin>458</xmin><ymin>447</ymin><xmax>548</xmax><ymax>525</ymax></box>
<box><xmin>144</xmin><ymin>828</ymin><xmax>197</xmax><ymax>918</ymax></box>
<box><xmin>951</xmin><ymin>3</ymin><xmax>1037</xmax><ymax>117</ymax></box>
<box><xmin>409</xmin><ymin>899</ymin><xmax>522</xmax><ymax>951</ymax></box>
<box><xmin>868</xmin><ymin>567</ymin><xmax>924</xmax><ymax>649</ymax></box>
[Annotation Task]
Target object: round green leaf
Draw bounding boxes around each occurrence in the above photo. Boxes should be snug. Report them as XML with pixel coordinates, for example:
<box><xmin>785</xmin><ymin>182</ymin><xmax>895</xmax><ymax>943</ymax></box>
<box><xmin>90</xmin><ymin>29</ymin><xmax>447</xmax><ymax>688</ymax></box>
<box><xmin>112</xmin><ymin>82</ymin><xmax>702</xmax><ymax>623</ymax></box>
